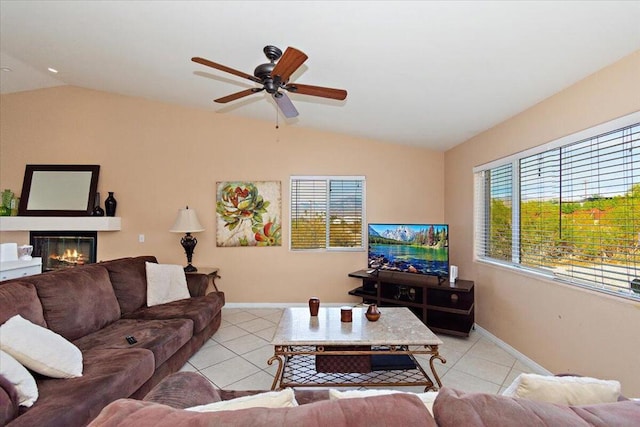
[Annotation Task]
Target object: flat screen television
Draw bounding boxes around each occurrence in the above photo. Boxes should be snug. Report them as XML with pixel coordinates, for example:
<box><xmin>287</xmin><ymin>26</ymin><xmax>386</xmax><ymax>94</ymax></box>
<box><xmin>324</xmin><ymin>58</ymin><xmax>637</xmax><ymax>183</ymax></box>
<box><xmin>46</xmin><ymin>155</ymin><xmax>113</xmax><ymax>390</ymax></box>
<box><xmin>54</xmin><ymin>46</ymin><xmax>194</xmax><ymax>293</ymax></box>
<box><xmin>368</xmin><ymin>223</ymin><xmax>449</xmax><ymax>278</ymax></box>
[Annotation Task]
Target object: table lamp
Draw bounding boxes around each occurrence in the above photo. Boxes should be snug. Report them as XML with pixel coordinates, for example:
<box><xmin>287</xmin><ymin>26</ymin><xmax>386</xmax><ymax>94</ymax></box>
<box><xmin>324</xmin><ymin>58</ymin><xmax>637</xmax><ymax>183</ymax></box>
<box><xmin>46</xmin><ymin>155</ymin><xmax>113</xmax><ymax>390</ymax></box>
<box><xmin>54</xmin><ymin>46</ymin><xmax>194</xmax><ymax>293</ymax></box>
<box><xmin>170</xmin><ymin>206</ymin><xmax>205</xmax><ymax>272</ymax></box>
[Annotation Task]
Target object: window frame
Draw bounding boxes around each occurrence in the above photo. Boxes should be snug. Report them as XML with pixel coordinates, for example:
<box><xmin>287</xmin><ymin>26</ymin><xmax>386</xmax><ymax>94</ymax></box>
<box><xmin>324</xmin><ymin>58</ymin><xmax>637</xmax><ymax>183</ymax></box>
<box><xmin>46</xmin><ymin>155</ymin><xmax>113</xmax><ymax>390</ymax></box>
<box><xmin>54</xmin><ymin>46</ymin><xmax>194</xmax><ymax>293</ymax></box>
<box><xmin>289</xmin><ymin>175</ymin><xmax>366</xmax><ymax>252</ymax></box>
<box><xmin>474</xmin><ymin>111</ymin><xmax>640</xmax><ymax>300</ymax></box>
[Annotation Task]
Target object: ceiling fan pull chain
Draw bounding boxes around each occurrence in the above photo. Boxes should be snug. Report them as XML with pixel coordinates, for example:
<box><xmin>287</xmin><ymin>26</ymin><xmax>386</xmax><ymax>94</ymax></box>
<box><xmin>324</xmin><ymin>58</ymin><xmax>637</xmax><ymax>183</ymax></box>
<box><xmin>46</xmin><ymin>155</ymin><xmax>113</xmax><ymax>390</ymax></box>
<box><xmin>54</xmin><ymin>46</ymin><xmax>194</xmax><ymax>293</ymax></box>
<box><xmin>275</xmin><ymin>108</ymin><xmax>279</xmax><ymax>129</ymax></box>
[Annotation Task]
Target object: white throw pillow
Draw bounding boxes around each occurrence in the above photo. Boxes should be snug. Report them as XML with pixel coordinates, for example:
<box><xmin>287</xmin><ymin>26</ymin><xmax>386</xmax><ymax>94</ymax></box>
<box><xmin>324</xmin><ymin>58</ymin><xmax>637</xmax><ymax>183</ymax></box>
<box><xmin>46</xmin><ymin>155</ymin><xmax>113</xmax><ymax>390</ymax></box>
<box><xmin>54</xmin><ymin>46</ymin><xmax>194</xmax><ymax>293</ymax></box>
<box><xmin>0</xmin><ymin>315</ymin><xmax>82</xmax><ymax>378</ymax></box>
<box><xmin>502</xmin><ymin>373</ymin><xmax>621</xmax><ymax>405</ymax></box>
<box><xmin>329</xmin><ymin>389</ymin><xmax>438</xmax><ymax>414</ymax></box>
<box><xmin>145</xmin><ymin>262</ymin><xmax>191</xmax><ymax>307</ymax></box>
<box><xmin>186</xmin><ymin>388</ymin><xmax>298</xmax><ymax>412</ymax></box>
<box><xmin>0</xmin><ymin>350</ymin><xmax>38</xmax><ymax>407</ymax></box>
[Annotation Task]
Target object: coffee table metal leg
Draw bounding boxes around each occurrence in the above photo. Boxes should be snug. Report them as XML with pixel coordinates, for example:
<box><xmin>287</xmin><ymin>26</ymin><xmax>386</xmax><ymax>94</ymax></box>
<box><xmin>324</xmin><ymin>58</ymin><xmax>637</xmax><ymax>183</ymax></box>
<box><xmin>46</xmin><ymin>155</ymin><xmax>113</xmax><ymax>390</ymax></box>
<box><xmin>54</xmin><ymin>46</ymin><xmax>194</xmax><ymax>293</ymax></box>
<box><xmin>268</xmin><ymin>350</ymin><xmax>285</xmax><ymax>390</ymax></box>
<box><xmin>428</xmin><ymin>346</ymin><xmax>446</xmax><ymax>390</ymax></box>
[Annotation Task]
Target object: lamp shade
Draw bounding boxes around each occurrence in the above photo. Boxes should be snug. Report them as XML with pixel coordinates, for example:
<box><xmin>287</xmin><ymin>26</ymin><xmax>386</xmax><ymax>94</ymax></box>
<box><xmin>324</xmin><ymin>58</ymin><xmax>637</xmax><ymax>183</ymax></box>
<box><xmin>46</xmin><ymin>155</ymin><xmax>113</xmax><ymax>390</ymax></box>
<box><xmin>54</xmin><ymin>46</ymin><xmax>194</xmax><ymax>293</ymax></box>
<box><xmin>170</xmin><ymin>207</ymin><xmax>204</xmax><ymax>233</ymax></box>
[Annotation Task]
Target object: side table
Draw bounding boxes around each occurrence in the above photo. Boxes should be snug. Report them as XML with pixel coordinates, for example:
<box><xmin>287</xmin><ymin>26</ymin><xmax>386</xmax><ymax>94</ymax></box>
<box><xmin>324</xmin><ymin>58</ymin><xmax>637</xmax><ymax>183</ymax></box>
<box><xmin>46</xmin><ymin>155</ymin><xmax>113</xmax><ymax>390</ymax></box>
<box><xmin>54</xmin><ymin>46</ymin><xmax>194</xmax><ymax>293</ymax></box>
<box><xmin>187</xmin><ymin>267</ymin><xmax>221</xmax><ymax>292</ymax></box>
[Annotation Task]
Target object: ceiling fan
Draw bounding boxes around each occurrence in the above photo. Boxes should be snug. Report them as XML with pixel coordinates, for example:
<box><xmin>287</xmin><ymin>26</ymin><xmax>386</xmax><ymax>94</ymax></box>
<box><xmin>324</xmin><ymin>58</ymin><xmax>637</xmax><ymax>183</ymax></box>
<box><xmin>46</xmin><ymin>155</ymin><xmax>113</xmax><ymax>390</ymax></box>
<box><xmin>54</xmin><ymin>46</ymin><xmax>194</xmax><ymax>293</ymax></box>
<box><xmin>192</xmin><ymin>45</ymin><xmax>347</xmax><ymax>118</ymax></box>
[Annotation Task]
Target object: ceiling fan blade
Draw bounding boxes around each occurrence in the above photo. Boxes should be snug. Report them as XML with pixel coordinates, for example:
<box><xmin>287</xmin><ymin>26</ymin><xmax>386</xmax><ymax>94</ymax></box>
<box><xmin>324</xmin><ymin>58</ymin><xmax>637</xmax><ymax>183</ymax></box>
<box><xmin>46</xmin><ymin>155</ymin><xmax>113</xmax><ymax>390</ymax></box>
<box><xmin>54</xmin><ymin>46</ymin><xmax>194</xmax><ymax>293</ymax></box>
<box><xmin>286</xmin><ymin>83</ymin><xmax>347</xmax><ymax>100</ymax></box>
<box><xmin>271</xmin><ymin>47</ymin><xmax>308</xmax><ymax>83</ymax></box>
<box><xmin>215</xmin><ymin>88</ymin><xmax>262</xmax><ymax>103</ymax></box>
<box><xmin>192</xmin><ymin>57</ymin><xmax>261</xmax><ymax>83</ymax></box>
<box><xmin>273</xmin><ymin>92</ymin><xmax>299</xmax><ymax>118</ymax></box>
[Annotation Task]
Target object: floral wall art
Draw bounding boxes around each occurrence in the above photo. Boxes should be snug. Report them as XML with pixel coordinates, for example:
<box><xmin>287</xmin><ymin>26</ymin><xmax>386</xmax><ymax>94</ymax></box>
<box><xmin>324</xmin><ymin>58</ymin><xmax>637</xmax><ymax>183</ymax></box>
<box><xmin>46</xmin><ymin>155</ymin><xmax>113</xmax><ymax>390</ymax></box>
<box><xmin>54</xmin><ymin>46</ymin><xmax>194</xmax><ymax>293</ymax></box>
<box><xmin>216</xmin><ymin>181</ymin><xmax>282</xmax><ymax>247</ymax></box>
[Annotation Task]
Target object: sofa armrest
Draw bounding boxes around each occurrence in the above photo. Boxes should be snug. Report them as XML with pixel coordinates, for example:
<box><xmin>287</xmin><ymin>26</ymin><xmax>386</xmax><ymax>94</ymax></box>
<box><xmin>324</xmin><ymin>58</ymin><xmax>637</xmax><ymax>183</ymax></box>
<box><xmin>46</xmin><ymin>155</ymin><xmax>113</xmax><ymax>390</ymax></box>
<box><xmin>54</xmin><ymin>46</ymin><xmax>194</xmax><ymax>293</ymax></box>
<box><xmin>185</xmin><ymin>274</ymin><xmax>208</xmax><ymax>297</ymax></box>
<box><xmin>143</xmin><ymin>372</ymin><xmax>221</xmax><ymax>409</ymax></box>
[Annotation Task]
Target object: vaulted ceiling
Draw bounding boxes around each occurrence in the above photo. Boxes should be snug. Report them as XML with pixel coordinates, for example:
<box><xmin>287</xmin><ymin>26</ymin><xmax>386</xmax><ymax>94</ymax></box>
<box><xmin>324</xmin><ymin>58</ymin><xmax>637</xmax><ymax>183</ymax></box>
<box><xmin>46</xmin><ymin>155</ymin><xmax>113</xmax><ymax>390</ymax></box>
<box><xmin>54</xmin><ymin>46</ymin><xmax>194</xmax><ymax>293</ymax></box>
<box><xmin>1</xmin><ymin>1</ymin><xmax>639</xmax><ymax>150</ymax></box>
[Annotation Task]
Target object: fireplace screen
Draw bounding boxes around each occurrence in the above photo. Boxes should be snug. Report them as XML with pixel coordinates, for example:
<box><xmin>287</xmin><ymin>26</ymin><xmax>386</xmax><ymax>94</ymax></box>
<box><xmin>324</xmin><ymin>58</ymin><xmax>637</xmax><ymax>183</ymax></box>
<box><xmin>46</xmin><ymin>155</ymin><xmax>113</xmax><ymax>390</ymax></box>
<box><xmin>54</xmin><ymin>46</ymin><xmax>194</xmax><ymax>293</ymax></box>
<box><xmin>30</xmin><ymin>231</ymin><xmax>97</xmax><ymax>271</ymax></box>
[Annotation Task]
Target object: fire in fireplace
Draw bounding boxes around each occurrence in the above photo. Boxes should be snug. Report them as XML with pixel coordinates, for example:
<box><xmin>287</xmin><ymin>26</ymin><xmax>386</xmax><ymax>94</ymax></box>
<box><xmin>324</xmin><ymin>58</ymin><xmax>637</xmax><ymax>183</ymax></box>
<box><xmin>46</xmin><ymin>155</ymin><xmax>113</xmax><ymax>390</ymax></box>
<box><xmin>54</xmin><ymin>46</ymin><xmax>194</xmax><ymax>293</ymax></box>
<box><xmin>30</xmin><ymin>231</ymin><xmax>97</xmax><ymax>271</ymax></box>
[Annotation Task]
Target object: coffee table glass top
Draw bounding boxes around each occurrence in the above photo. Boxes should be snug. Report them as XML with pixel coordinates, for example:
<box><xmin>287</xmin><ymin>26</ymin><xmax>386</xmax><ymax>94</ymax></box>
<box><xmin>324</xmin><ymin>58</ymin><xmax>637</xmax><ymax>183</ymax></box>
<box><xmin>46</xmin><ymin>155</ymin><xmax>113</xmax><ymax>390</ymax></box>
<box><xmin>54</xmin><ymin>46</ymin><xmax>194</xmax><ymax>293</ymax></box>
<box><xmin>271</xmin><ymin>307</ymin><xmax>442</xmax><ymax>346</ymax></box>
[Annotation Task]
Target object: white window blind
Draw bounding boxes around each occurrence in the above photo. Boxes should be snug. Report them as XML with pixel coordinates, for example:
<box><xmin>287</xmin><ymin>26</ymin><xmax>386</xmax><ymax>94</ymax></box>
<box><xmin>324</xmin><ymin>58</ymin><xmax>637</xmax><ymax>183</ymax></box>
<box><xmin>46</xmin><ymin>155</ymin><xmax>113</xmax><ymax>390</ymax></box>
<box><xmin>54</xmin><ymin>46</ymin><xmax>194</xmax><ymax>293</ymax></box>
<box><xmin>475</xmin><ymin>118</ymin><xmax>640</xmax><ymax>300</ymax></box>
<box><xmin>290</xmin><ymin>176</ymin><xmax>365</xmax><ymax>251</ymax></box>
<box><xmin>475</xmin><ymin>163</ymin><xmax>513</xmax><ymax>262</ymax></box>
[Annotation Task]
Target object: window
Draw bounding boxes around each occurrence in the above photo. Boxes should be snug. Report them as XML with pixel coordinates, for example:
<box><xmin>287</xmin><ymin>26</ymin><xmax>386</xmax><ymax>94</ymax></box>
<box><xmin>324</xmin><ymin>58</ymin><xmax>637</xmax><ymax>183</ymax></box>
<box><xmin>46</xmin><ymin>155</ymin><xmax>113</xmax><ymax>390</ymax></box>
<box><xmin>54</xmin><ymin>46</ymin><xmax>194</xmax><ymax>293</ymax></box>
<box><xmin>290</xmin><ymin>176</ymin><xmax>365</xmax><ymax>251</ymax></box>
<box><xmin>475</xmin><ymin>114</ymin><xmax>640</xmax><ymax>300</ymax></box>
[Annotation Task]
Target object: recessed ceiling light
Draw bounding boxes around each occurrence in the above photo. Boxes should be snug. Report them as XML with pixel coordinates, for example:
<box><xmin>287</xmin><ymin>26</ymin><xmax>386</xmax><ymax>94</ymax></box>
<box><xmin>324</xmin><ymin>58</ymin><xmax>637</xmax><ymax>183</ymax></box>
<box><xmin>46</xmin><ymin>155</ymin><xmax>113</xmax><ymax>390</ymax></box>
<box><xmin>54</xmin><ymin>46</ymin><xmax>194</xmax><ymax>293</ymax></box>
<box><xmin>47</xmin><ymin>67</ymin><xmax>58</xmax><ymax>74</ymax></box>
<box><xmin>0</xmin><ymin>67</ymin><xmax>12</xmax><ymax>72</ymax></box>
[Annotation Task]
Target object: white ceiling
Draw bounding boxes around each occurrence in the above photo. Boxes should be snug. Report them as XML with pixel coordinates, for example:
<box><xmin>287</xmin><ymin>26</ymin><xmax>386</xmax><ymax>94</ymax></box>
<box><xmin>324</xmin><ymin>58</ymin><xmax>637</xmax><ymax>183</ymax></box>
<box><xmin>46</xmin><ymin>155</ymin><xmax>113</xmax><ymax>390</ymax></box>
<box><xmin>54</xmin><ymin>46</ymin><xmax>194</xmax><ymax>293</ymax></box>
<box><xmin>1</xmin><ymin>1</ymin><xmax>639</xmax><ymax>151</ymax></box>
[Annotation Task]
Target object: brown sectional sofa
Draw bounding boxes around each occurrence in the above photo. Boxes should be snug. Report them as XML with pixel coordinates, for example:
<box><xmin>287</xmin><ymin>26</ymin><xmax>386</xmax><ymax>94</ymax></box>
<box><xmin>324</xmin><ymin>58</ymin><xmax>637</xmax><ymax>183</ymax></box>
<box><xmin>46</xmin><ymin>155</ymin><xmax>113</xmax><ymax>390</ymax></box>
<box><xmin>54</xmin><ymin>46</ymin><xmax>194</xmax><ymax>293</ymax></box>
<box><xmin>0</xmin><ymin>255</ymin><xmax>225</xmax><ymax>426</ymax></box>
<box><xmin>90</xmin><ymin>372</ymin><xmax>640</xmax><ymax>427</ymax></box>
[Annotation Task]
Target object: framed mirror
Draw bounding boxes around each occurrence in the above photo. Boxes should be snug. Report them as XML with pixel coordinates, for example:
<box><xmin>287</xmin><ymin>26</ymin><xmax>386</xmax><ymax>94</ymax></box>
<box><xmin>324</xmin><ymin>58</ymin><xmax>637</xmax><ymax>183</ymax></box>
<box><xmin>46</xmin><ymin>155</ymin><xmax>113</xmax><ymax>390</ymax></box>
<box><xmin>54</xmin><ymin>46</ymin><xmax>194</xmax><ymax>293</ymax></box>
<box><xmin>18</xmin><ymin>165</ymin><xmax>100</xmax><ymax>216</ymax></box>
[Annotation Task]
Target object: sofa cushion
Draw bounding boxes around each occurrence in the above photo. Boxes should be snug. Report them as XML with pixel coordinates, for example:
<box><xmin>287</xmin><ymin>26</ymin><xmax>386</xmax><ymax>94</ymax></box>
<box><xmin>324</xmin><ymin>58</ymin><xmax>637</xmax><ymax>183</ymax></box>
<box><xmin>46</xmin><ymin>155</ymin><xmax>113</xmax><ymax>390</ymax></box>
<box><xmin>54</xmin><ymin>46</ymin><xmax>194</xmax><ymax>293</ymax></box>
<box><xmin>145</xmin><ymin>262</ymin><xmax>191</xmax><ymax>306</ymax></box>
<box><xmin>73</xmin><ymin>318</ymin><xmax>193</xmax><ymax>368</ymax></box>
<box><xmin>0</xmin><ymin>314</ymin><xmax>83</xmax><ymax>379</ymax></box>
<box><xmin>0</xmin><ymin>281</ymin><xmax>46</xmax><ymax>327</ymax></box>
<box><xmin>0</xmin><ymin>350</ymin><xmax>38</xmax><ymax>407</ymax></box>
<box><xmin>502</xmin><ymin>373</ymin><xmax>621</xmax><ymax>405</ymax></box>
<box><xmin>100</xmin><ymin>256</ymin><xmax>157</xmax><ymax>314</ymax></box>
<box><xmin>143</xmin><ymin>372</ymin><xmax>221</xmax><ymax>409</ymax></box>
<box><xmin>433</xmin><ymin>387</ymin><xmax>640</xmax><ymax>427</ymax></box>
<box><xmin>89</xmin><ymin>393</ymin><xmax>437</xmax><ymax>427</ymax></box>
<box><xmin>14</xmin><ymin>348</ymin><xmax>155</xmax><ymax>427</ymax></box>
<box><xmin>124</xmin><ymin>293</ymin><xmax>224</xmax><ymax>334</ymax></box>
<box><xmin>28</xmin><ymin>264</ymin><xmax>121</xmax><ymax>340</ymax></box>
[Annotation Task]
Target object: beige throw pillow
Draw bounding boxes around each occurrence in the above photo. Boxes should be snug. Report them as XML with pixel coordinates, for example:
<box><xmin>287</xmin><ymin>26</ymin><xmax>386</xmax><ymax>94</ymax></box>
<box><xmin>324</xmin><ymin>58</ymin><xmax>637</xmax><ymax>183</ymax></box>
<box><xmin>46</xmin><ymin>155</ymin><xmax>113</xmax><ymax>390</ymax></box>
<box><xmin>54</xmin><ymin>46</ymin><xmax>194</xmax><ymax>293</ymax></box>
<box><xmin>145</xmin><ymin>262</ymin><xmax>191</xmax><ymax>307</ymax></box>
<box><xmin>502</xmin><ymin>373</ymin><xmax>621</xmax><ymax>405</ymax></box>
<box><xmin>0</xmin><ymin>314</ymin><xmax>82</xmax><ymax>378</ymax></box>
<box><xmin>329</xmin><ymin>388</ymin><xmax>438</xmax><ymax>414</ymax></box>
<box><xmin>0</xmin><ymin>350</ymin><xmax>38</xmax><ymax>407</ymax></box>
<box><xmin>186</xmin><ymin>388</ymin><xmax>298</xmax><ymax>412</ymax></box>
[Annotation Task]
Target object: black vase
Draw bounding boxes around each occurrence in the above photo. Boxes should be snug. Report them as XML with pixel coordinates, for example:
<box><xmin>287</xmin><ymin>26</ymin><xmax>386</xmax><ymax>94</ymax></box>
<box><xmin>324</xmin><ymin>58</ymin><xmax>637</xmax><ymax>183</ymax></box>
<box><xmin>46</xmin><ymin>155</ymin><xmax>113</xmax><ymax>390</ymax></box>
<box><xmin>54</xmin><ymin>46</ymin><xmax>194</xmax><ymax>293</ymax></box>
<box><xmin>91</xmin><ymin>192</ymin><xmax>105</xmax><ymax>216</ymax></box>
<box><xmin>105</xmin><ymin>192</ymin><xmax>117</xmax><ymax>217</ymax></box>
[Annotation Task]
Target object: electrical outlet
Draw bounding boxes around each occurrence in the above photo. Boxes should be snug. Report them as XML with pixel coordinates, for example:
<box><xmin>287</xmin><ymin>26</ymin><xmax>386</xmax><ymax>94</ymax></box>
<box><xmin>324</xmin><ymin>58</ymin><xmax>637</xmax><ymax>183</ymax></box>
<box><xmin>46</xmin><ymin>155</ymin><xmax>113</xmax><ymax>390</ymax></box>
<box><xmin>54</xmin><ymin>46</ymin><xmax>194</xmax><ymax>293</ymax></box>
<box><xmin>138</xmin><ymin>234</ymin><xmax>145</xmax><ymax>243</ymax></box>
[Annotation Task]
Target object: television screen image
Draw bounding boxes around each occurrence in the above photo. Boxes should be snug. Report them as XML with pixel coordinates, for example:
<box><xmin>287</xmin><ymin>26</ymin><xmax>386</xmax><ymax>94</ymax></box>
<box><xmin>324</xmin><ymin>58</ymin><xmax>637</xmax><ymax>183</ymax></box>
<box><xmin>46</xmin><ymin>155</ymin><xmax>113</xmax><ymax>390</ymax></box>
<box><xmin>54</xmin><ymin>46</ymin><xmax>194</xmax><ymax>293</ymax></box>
<box><xmin>368</xmin><ymin>223</ymin><xmax>449</xmax><ymax>278</ymax></box>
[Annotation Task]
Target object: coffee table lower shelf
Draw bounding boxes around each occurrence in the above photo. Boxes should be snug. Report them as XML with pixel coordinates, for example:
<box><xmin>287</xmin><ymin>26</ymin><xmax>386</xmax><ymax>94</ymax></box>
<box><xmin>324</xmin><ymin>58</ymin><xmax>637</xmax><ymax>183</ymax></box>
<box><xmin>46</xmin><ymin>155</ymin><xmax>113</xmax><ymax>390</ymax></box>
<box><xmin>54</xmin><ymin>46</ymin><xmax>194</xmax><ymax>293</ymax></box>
<box><xmin>268</xmin><ymin>345</ymin><xmax>445</xmax><ymax>392</ymax></box>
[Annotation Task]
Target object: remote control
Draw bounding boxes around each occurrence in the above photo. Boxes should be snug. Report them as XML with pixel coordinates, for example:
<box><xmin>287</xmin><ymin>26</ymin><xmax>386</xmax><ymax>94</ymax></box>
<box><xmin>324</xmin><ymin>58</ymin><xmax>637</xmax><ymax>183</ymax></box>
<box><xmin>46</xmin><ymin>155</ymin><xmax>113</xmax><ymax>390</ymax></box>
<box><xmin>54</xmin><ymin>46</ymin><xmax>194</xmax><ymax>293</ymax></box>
<box><xmin>125</xmin><ymin>335</ymin><xmax>137</xmax><ymax>345</ymax></box>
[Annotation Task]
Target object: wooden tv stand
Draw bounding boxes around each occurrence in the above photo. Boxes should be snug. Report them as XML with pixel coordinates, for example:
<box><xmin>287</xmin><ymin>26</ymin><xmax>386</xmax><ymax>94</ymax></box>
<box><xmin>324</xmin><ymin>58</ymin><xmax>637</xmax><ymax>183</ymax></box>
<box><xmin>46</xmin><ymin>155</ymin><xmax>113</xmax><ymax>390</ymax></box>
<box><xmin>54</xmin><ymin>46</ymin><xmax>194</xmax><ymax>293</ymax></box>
<box><xmin>348</xmin><ymin>270</ymin><xmax>474</xmax><ymax>337</ymax></box>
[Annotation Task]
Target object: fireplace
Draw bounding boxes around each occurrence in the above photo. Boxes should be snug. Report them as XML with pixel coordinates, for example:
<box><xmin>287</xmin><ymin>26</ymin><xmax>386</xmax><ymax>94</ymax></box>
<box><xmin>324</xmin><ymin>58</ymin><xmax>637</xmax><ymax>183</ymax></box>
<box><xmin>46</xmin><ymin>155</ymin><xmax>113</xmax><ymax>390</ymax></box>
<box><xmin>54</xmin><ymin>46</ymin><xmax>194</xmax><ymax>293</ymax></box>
<box><xmin>30</xmin><ymin>231</ymin><xmax>97</xmax><ymax>271</ymax></box>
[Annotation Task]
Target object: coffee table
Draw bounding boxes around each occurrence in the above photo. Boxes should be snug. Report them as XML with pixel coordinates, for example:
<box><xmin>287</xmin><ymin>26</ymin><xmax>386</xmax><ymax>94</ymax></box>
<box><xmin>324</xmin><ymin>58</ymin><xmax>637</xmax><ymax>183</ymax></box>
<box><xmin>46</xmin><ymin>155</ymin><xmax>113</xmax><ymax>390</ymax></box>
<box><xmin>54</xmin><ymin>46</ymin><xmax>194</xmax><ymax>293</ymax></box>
<box><xmin>268</xmin><ymin>307</ymin><xmax>445</xmax><ymax>391</ymax></box>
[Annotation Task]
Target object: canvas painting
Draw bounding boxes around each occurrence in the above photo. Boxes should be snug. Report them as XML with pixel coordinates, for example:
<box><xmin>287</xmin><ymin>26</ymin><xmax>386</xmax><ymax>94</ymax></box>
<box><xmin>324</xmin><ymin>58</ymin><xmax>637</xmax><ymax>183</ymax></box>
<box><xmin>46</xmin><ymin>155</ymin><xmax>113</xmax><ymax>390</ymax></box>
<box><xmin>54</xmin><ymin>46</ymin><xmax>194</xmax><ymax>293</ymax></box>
<box><xmin>216</xmin><ymin>181</ymin><xmax>282</xmax><ymax>247</ymax></box>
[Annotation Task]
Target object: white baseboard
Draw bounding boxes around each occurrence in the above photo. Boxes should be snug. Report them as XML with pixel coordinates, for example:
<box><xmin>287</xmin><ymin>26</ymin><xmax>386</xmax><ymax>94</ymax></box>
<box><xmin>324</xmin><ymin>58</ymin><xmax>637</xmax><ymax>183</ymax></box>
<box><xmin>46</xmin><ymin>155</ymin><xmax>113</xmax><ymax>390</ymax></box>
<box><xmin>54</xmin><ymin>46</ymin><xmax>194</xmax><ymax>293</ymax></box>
<box><xmin>224</xmin><ymin>304</ymin><xmax>551</xmax><ymax>375</ymax></box>
<box><xmin>474</xmin><ymin>324</ymin><xmax>551</xmax><ymax>375</ymax></box>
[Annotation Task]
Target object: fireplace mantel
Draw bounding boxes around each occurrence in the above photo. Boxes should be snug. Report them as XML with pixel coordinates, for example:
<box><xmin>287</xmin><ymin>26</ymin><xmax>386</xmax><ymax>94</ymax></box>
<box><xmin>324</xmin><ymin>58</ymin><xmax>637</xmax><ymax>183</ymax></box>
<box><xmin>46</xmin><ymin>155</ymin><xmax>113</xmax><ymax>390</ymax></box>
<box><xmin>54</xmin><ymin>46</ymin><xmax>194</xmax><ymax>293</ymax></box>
<box><xmin>0</xmin><ymin>216</ymin><xmax>121</xmax><ymax>231</ymax></box>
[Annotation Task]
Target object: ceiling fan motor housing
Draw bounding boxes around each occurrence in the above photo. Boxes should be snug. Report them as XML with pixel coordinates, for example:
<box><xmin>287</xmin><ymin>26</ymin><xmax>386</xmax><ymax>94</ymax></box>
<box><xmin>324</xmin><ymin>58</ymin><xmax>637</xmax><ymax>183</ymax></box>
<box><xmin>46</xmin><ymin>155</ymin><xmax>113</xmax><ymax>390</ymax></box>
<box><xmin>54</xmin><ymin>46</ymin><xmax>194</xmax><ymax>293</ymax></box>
<box><xmin>263</xmin><ymin>45</ymin><xmax>283</xmax><ymax>61</ymax></box>
<box><xmin>254</xmin><ymin>62</ymin><xmax>275</xmax><ymax>80</ymax></box>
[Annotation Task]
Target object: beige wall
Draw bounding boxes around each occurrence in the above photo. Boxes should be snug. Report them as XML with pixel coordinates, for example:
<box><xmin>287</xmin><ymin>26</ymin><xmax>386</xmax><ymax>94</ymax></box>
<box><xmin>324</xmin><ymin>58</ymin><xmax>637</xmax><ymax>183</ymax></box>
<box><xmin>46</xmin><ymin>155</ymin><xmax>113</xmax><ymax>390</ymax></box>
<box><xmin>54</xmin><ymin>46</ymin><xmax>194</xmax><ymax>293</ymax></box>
<box><xmin>445</xmin><ymin>50</ymin><xmax>640</xmax><ymax>395</ymax></box>
<box><xmin>0</xmin><ymin>86</ymin><xmax>444</xmax><ymax>304</ymax></box>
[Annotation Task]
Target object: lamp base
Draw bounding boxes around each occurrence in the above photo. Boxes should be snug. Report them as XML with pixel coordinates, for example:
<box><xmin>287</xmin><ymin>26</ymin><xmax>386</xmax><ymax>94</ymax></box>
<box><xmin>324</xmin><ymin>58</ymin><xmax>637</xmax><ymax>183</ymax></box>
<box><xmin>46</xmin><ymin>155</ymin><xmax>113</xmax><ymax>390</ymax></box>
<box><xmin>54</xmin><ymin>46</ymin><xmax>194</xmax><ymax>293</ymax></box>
<box><xmin>179</xmin><ymin>232</ymin><xmax>199</xmax><ymax>274</ymax></box>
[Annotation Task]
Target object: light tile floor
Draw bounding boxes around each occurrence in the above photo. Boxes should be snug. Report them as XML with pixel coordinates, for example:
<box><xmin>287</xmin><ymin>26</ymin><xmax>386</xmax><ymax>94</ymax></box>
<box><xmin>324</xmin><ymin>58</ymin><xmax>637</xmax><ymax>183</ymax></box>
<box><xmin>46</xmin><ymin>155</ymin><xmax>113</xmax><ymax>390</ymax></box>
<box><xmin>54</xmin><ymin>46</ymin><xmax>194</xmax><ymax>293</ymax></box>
<box><xmin>181</xmin><ymin>307</ymin><xmax>543</xmax><ymax>394</ymax></box>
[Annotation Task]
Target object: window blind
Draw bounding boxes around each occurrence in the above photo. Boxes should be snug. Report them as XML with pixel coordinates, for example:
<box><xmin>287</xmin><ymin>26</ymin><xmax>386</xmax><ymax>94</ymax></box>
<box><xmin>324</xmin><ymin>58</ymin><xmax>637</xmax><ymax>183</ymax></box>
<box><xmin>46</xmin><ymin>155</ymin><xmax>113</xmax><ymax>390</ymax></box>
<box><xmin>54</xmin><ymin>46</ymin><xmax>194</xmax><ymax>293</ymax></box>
<box><xmin>475</xmin><ymin>118</ymin><xmax>640</xmax><ymax>300</ymax></box>
<box><xmin>519</xmin><ymin>149</ymin><xmax>560</xmax><ymax>270</ymax></box>
<box><xmin>475</xmin><ymin>163</ymin><xmax>513</xmax><ymax>262</ymax></box>
<box><xmin>328</xmin><ymin>180</ymin><xmax>364</xmax><ymax>248</ymax></box>
<box><xmin>290</xmin><ymin>179</ymin><xmax>327</xmax><ymax>250</ymax></box>
<box><xmin>553</xmin><ymin>125</ymin><xmax>640</xmax><ymax>293</ymax></box>
<box><xmin>290</xmin><ymin>177</ymin><xmax>365</xmax><ymax>251</ymax></box>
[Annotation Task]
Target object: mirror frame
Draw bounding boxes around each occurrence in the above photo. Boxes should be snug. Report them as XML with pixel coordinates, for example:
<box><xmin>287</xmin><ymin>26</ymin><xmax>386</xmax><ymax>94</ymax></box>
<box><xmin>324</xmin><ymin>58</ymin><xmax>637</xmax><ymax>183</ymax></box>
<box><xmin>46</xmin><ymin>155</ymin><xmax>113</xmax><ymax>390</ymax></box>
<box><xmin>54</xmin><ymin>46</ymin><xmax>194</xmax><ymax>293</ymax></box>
<box><xmin>18</xmin><ymin>165</ymin><xmax>100</xmax><ymax>216</ymax></box>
